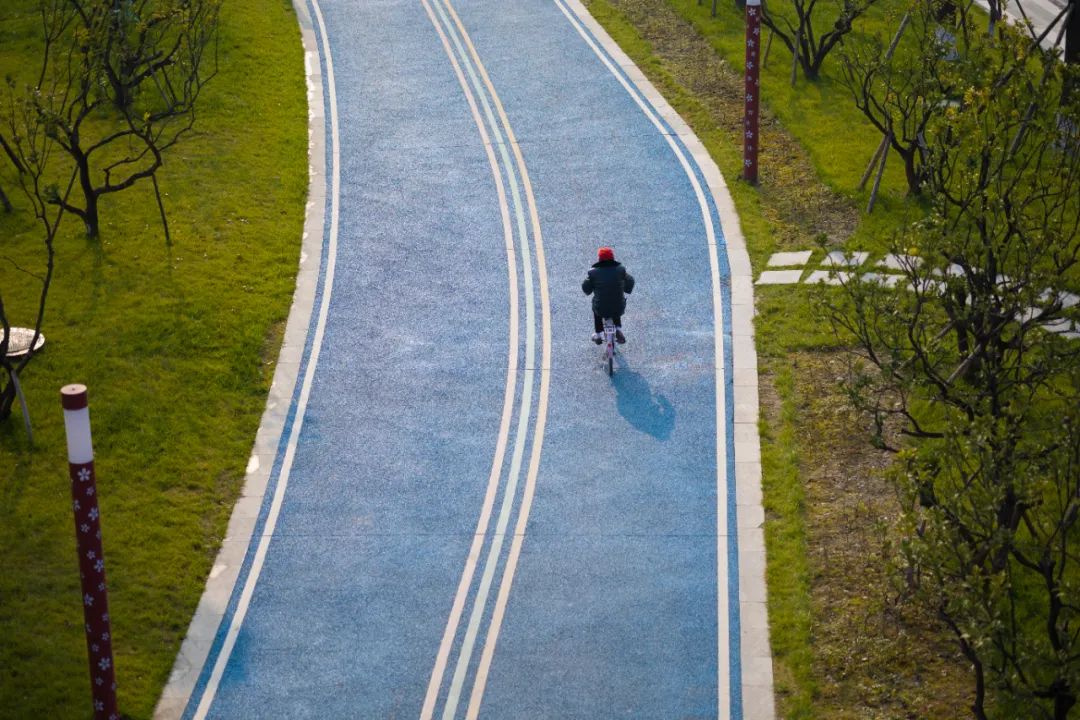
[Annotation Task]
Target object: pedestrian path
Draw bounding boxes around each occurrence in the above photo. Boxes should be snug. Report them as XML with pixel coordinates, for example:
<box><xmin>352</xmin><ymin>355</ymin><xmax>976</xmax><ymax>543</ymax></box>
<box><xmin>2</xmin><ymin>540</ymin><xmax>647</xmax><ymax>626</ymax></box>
<box><xmin>156</xmin><ymin>1</ymin><xmax>771</xmax><ymax>718</ymax></box>
<box><xmin>755</xmin><ymin>250</ymin><xmax>1080</xmax><ymax>339</ymax></box>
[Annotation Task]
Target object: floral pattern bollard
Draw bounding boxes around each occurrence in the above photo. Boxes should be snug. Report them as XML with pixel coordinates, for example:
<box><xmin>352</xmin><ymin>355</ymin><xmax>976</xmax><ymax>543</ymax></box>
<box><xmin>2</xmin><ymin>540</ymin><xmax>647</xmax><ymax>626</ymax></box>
<box><xmin>743</xmin><ymin>0</ymin><xmax>762</xmax><ymax>184</ymax></box>
<box><xmin>61</xmin><ymin>384</ymin><xmax>119</xmax><ymax>720</ymax></box>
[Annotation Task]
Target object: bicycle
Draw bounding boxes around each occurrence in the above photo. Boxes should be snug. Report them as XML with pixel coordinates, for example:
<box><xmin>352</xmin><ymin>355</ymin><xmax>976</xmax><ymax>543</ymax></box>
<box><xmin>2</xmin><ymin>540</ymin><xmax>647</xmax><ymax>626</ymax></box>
<box><xmin>601</xmin><ymin>317</ymin><xmax>617</xmax><ymax>376</ymax></box>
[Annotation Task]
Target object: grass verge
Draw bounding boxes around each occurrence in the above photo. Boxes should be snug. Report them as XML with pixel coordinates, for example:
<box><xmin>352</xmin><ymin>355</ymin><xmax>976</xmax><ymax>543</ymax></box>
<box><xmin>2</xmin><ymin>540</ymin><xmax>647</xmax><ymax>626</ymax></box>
<box><xmin>0</xmin><ymin>0</ymin><xmax>307</xmax><ymax>716</ymax></box>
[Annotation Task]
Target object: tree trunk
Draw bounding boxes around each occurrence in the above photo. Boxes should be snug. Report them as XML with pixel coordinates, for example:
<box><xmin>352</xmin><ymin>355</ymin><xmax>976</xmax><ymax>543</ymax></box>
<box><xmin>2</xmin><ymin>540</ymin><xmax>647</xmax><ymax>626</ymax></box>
<box><xmin>971</xmin><ymin>656</ymin><xmax>988</xmax><ymax>720</ymax></box>
<box><xmin>902</xmin><ymin>149</ymin><xmax>922</xmax><ymax>195</ymax></box>
<box><xmin>75</xmin><ymin>152</ymin><xmax>100</xmax><ymax>238</ymax></box>
<box><xmin>0</xmin><ymin>182</ymin><xmax>11</xmax><ymax>212</ymax></box>
<box><xmin>1067</xmin><ymin>0</ymin><xmax>1078</xmax><ymax>65</ymax></box>
<box><xmin>83</xmin><ymin>192</ymin><xmax>100</xmax><ymax>239</ymax></box>
<box><xmin>1064</xmin><ymin>0</ymin><xmax>1078</xmax><ymax>104</ymax></box>
<box><xmin>987</xmin><ymin>0</ymin><xmax>1001</xmax><ymax>35</ymax></box>
<box><xmin>0</xmin><ymin>369</ymin><xmax>15</xmax><ymax>423</ymax></box>
<box><xmin>0</xmin><ymin>133</ymin><xmax>24</xmax><ymax>174</ymax></box>
<box><xmin>1055</xmin><ymin>691</ymin><xmax>1076</xmax><ymax>720</ymax></box>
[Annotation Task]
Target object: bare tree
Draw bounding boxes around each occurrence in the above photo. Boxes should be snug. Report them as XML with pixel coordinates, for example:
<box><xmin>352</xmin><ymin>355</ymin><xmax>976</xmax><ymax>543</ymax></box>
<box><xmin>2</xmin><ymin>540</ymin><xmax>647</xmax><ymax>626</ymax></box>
<box><xmin>0</xmin><ymin>90</ymin><xmax>74</xmax><ymax>423</ymax></box>
<box><xmin>761</xmin><ymin>0</ymin><xmax>881</xmax><ymax>80</ymax></box>
<box><xmin>8</xmin><ymin>0</ymin><xmax>220</xmax><ymax>239</ymax></box>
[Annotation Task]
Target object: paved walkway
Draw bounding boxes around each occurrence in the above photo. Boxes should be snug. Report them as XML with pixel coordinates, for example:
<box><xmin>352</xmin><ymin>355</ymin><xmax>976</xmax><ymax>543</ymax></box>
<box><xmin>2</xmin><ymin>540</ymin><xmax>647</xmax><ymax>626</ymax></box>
<box><xmin>981</xmin><ymin>0</ymin><xmax>1070</xmax><ymax>49</ymax></box>
<box><xmin>156</xmin><ymin>1</ymin><xmax>770</xmax><ymax>718</ymax></box>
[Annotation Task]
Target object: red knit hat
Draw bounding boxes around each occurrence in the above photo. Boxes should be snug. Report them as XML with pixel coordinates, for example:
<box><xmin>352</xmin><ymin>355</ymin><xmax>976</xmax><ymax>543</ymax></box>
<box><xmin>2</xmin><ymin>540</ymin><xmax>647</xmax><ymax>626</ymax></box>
<box><xmin>597</xmin><ymin>246</ymin><xmax>615</xmax><ymax>262</ymax></box>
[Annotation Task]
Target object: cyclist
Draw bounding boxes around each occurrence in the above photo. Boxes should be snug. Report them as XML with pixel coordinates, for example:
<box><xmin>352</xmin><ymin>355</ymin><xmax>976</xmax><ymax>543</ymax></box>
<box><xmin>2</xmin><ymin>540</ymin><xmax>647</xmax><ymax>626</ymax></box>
<box><xmin>582</xmin><ymin>246</ymin><xmax>635</xmax><ymax>345</ymax></box>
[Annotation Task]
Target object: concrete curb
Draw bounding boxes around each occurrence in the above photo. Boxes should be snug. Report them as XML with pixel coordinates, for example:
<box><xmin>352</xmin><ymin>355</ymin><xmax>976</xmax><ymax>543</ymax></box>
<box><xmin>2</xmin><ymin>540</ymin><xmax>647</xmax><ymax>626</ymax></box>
<box><xmin>151</xmin><ymin>0</ymin><xmax>327</xmax><ymax>716</ymax></box>
<box><xmin>562</xmin><ymin>2</ymin><xmax>774</xmax><ymax>718</ymax></box>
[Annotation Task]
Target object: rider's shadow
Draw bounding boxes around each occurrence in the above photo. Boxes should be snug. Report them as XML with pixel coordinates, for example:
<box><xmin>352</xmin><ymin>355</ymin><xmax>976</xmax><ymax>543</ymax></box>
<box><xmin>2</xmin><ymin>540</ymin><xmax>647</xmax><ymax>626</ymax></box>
<box><xmin>612</xmin><ymin>365</ymin><xmax>676</xmax><ymax>440</ymax></box>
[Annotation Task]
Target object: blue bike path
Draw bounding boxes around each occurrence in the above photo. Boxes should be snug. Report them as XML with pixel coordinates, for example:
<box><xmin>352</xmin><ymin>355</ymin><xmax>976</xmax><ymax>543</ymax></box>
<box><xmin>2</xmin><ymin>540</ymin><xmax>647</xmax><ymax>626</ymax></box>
<box><xmin>175</xmin><ymin>1</ymin><xmax>756</xmax><ymax>717</ymax></box>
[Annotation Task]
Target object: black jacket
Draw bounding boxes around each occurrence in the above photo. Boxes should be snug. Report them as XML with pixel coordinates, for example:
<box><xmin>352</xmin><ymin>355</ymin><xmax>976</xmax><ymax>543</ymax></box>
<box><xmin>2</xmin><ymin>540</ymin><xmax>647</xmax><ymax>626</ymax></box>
<box><xmin>582</xmin><ymin>259</ymin><xmax>635</xmax><ymax>317</ymax></box>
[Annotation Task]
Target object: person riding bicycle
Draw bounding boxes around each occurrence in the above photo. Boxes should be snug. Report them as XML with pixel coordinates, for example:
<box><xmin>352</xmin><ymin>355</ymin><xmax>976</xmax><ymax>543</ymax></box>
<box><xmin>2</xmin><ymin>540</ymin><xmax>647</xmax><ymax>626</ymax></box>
<box><xmin>582</xmin><ymin>246</ymin><xmax>634</xmax><ymax>345</ymax></box>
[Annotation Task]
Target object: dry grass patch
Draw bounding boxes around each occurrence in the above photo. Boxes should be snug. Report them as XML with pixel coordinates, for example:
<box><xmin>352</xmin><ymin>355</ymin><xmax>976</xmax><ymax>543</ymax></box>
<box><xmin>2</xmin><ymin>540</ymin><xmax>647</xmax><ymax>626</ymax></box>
<box><xmin>787</xmin><ymin>352</ymin><xmax>968</xmax><ymax>718</ymax></box>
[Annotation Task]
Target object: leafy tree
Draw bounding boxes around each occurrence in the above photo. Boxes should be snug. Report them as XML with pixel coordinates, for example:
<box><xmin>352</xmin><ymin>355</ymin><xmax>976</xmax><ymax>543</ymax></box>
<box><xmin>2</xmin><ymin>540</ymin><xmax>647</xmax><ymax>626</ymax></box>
<box><xmin>839</xmin><ymin>0</ymin><xmax>973</xmax><ymax>195</ymax></box>
<box><xmin>830</xmin><ymin>23</ymin><xmax>1080</xmax><ymax>718</ymax></box>
<box><xmin>6</xmin><ymin>0</ymin><xmax>220</xmax><ymax>239</ymax></box>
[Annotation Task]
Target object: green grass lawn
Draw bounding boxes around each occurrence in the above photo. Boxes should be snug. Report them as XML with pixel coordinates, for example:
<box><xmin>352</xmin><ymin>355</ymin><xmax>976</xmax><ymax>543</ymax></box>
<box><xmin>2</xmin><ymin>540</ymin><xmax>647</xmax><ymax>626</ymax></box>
<box><xmin>0</xmin><ymin>0</ymin><xmax>307</xmax><ymax>716</ymax></box>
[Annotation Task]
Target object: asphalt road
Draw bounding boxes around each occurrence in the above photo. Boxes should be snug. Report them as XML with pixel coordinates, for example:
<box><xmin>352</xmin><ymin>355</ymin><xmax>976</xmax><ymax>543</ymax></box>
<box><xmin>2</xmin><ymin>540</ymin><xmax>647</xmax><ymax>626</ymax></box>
<box><xmin>170</xmin><ymin>1</ymin><xmax>767</xmax><ymax>718</ymax></box>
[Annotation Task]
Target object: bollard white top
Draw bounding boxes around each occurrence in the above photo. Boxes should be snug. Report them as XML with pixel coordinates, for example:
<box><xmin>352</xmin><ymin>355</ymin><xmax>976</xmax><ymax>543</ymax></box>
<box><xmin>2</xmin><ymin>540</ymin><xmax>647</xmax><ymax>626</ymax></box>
<box><xmin>61</xmin><ymin>385</ymin><xmax>94</xmax><ymax>464</ymax></box>
<box><xmin>747</xmin><ymin>0</ymin><xmax>761</xmax><ymax>6</ymax></box>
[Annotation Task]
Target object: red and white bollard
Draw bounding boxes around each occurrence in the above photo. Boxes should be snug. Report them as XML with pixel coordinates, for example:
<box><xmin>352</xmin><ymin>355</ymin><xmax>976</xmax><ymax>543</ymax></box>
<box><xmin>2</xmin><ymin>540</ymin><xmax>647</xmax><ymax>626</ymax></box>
<box><xmin>61</xmin><ymin>384</ymin><xmax>119</xmax><ymax>720</ymax></box>
<box><xmin>743</xmin><ymin>0</ymin><xmax>762</xmax><ymax>184</ymax></box>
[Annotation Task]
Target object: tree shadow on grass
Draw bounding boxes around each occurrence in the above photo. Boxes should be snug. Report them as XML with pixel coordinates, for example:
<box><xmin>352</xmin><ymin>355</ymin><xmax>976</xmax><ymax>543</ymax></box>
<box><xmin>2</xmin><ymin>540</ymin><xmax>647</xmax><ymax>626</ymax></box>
<box><xmin>612</xmin><ymin>362</ymin><xmax>675</xmax><ymax>440</ymax></box>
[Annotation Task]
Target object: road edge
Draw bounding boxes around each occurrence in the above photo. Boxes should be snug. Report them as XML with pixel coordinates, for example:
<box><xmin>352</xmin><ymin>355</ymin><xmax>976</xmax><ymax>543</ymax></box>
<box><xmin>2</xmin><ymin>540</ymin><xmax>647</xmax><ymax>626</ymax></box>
<box><xmin>151</xmin><ymin>1</ymin><xmax>328</xmax><ymax>716</ymax></box>
<box><xmin>561</xmin><ymin>2</ymin><xmax>775</xmax><ymax>718</ymax></box>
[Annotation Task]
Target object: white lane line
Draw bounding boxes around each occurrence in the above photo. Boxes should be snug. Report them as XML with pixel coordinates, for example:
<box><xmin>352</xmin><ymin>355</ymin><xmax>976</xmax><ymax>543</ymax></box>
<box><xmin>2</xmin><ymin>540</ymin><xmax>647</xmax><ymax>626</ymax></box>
<box><xmin>417</xmin><ymin>0</ymin><xmax>520</xmax><ymax>716</ymax></box>
<box><xmin>423</xmin><ymin>3</ymin><xmax>544</xmax><ymax>719</ymax></box>
<box><xmin>440</xmin><ymin>0</ymin><xmax>554</xmax><ymax>714</ymax></box>
<box><xmin>419</xmin><ymin>0</ymin><xmax>548</xmax><ymax>717</ymax></box>
<box><xmin>552</xmin><ymin>2</ymin><xmax>733</xmax><ymax>718</ymax></box>
<box><xmin>190</xmin><ymin>0</ymin><xmax>341</xmax><ymax>716</ymax></box>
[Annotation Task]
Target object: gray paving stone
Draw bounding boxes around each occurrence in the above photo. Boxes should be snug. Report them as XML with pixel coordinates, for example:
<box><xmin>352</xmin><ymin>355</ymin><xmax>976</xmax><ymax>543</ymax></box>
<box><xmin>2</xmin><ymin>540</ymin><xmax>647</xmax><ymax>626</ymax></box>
<box><xmin>733</xmin><ymin>367</ymin><xmax>758</xmax><ymax>387</ymax></box>
<box><xmin>1044</xmin><ymin>317</ymin><xmax>1074</xmax><ymax>334</ymax></box>
<box><xmin>823</xmin><ymin>250</ymin><xmax>869</xmax><ymax>267</ymax></box>
<box><xmin>728</xmin><ymin>250</ymin><xmax>754</xmax><ymax>278</ymax></box>
<box><xmin>739</xmin><ymin>552</ymin><xmax>770</xmax><ymax>602</ymax></box>
<box><xmin>767</xmin><ymin>250</ymin><xmax>812</xmax><ymax>267</ymax></box>
<box><xmin>741</xmin><ymin>653</ymin><xmax>775</xmax><ymax>681</ymax></box>
<box><xmin>743</xmin><ymin>685</ymin><xmax>778</xmax><ymax>720</ymax></box>
<box><xmin>735</xmin><ymin>398</ymin><xmax>760</xmax><ymax>425</ymax></box>
<box><xmin>154</xmin><ymin>696</ymin><xmax>187</xmax><ymax>718</ymax></box>
<box><xmin>756</xmin><ymin>269</ymin><xmax>803</xmax><ymax>284</ymax></box>
<box><xmin>879</xmin><ymin>253</ymin><xmax>920</xmax><ymax>270</ymax></box>
<box><xmin>740</xmin><ymin>526</ymin><xmax>766</xmax><ymax>553</ymax></box>
<box><xmin>733</xmin><ymin>338</ymin><xmax>758</xmax><ymax>372</ymax></box>
<box><xmin>732</xmin><ymin>307</ymin><xmax>755</xmax><ymax>337</ymax></box>
<box><xmin>740</xmin><ymin>600</ymin><xmax>771</xmax><ymax>630</ymax></box>
<box><xmin>736</xmin><ymin>467</ymin><xmax>764</xmax><ymax>506</ymax></box>
<box><xmin>737</xmin><ymin>503</ymin><xmax>765</xmax><ymax>529</ymax></box>
<box><xmin>805</xmin><ymin>269</ymin><xmax>849</xmax><ymax>285</ymax></box>
<box><xmin>859</xmin><ymin>272</ymin><xmax>904</xmax><ymax>287</ymax></box>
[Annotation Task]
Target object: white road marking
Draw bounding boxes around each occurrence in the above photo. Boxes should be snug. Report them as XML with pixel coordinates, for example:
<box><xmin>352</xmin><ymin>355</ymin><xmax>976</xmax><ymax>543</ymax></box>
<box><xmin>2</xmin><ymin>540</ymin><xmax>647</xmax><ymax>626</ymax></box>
<box><xmin>417</xmin><ymin>0</ymin><xmax>520</xmax><ymax>716</ymax></box>
<box><xmin>190</xmin><ymin>0</ymin><xmax>341</xmax><ymax>716</ymax></box>
<box><xmin>418</xmin><ymin>0</ymin><xmax>552</xmax><ymax>717</ymax></box>
<box><xmin>437</xmin><ymin>1</ymin><xmax>554</xmax><ymax>715</ymax></box>
<box><xmin>423</xmin><ymin>2</ymin><xmax>542</xmax><ymax>718</ymax></box>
